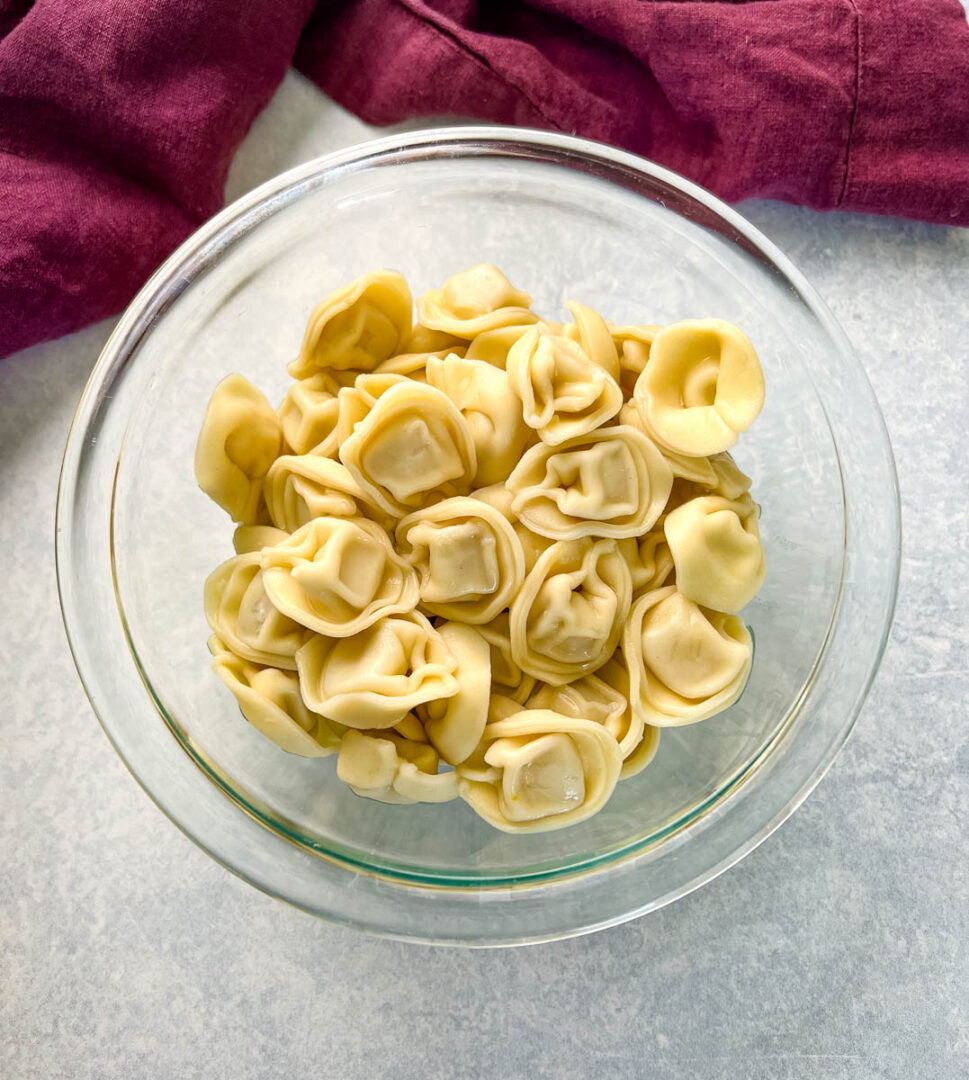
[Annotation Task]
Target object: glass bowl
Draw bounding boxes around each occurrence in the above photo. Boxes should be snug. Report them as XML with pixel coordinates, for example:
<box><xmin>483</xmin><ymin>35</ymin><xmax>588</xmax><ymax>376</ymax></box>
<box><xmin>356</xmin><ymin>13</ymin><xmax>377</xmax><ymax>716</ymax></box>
<box><xmin>56</xmin><ymin>127</ymin><xmax>899</xmax><ymax>946</ymax></box>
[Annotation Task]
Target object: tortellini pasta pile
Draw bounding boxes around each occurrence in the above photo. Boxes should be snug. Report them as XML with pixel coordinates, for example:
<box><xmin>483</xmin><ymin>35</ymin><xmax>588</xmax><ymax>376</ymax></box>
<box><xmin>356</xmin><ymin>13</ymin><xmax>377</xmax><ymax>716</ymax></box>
<box><xmin>195</xmin><ymin>265</ymin><xmax>766</xmax><ymax>833</ymax></box>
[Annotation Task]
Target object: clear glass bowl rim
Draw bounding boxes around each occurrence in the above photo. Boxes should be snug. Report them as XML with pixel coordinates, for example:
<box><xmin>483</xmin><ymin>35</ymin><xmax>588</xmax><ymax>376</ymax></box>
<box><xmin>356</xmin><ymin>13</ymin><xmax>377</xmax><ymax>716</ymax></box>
<box><xmin>56</xmin><ymin>125</ymin><xmax>901</xmax><ymax>947</ymax></box>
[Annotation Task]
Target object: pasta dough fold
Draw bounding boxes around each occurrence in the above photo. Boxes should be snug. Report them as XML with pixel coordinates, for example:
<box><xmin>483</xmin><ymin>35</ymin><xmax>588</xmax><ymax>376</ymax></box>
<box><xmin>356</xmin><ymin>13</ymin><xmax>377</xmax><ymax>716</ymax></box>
<box><xmin>278</xmin><ymin>372</ymin><xmax>342</xmax><ymax>457</ymax></box>
<box><xmin>419</xmin><ymin>622</ymin><xmax>491</xmax><ymax>765</ymax></box>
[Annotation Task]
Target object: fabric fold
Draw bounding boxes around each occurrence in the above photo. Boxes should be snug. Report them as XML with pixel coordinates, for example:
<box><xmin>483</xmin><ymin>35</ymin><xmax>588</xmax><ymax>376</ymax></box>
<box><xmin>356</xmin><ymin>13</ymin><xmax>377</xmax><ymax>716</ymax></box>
<box><xmin>1</xmin><ymin>0</ymin><xmax>967</xmax><ymax>360</ymax></box>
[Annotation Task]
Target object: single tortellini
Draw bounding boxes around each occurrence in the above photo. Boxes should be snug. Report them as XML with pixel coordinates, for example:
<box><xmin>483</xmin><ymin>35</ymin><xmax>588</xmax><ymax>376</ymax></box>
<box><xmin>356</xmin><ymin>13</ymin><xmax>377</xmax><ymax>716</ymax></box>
<box><xmin>622</xmin><ymin>586</ymin><xmax>753</xmax><ymax>727</ymax></box>
<box><xmin>195</xmin><ymin>374</ymin><xmax>283</xmax><ymax>523</ymax></box>
<box><xmin>288</xmin><ymin>270</ymin><xmax>413</xmax><ymax>378</ymax></box>
<box><xmin>418</xmin><ymin>622</ymin><xmax>491</xmax><ymax>765</ymax></box>
<box><xmin>277</xmin><ymin>372</ymin><xmax>342</xmax><ymax>457</ymax></box>
<box><xmin>476</xmin><ymin>613</ymin><xmax>538</xmax><ymax>703</ymax></box>
<box><xmin>618</xmin><ymin>401</ymin><xmax>717</xmax><ymax>486</ymax></box>
<box><xmin>396</xmin><ymin>497</ymin><xmax>524</xmax><ymax>624</ymax></box>
<box><xmin>263</xmin><ymin>455</ymin><xmax>384</xmax><ymax>533</ymax></box>
<box><xmin>339</xmin><ymin>381</ymin><xmax>477</xmax><ymax>516</ymax></box>
<box><xmin>471</xmin><ymin>484</ymin><xmax>554</xmax><ymax>573</ymax></box>
<box><xmin>457</xmin><ymin>709</ymin><xmax>622</xmax><ymax>832</ymax></box>
<box><xmin>596</xmin><ymin>654</ymin><xmax>661</xmax><ymax>779</ymax></box>
<box><xmin>232</xmin><ymin>524</ymin><xmax>289</xmax><ymax>555</ymax></box>
<box><xmin>507</xmin><ymin>326</ymin><xmax>623</xmax><ymax>445</ymax></box>
<box><xmin>506</xmin><ymin>426</ymin><xmax>673</xmax><ymax>540</ymax></box>
<box><xmin>425</xmin><ymin>354</ymin><xmax>533</xmax><ymax>485</ymax></box>
<box><xmin>336</xmin><ymin>729</ymin><xmax>459</xmax><ymax>804</ymax></box>
<box><xmin>618</xmin><ymin>531</ymin><xmax>675</xmax><ymax>596</ymax></box>
<box><xmin>664</xmin><ymin>494</ymin><xmax>765</xmax><ymax>612</ymax></box>
<box><xmin>464</xmin><ymin>323</ymin><xmax>536</xmax><ymax>368</ymax></box>
<box><xmin>204</xmin><ymin>554</ymin><xmax>308</xmax><ymax>669</ymax></box>
<box><xmin>416</xmin><ymin>264</ymin><xmax>538</xmax><ymax>339</ymax></box>
<box><xmin>296</xmin><ymin>611</ymin><xmax>459</xmax><ymax>728</ymax></box>
<box><xmin>563</xmin><ymin>300</ymin><xmax>621</xmax><ymax>382</ymax></box>
<box><xmin>209</xmin><ymin>635</ymin><xmax>343</xmax><ymax>757</ymax></box>
<box><xmin>260</xmin><ymin>517</ymin><xmax>418</xmax><ymax>636</ymax></box>
<box><xmin>633</xmin><ymin>319</ymin><xmax>765</xmax><ymax>456</ymax></box>
<box><xmin>510</xmin><ymin>538</ymin><xmax>632</xmax><ymax>685</ymax></box>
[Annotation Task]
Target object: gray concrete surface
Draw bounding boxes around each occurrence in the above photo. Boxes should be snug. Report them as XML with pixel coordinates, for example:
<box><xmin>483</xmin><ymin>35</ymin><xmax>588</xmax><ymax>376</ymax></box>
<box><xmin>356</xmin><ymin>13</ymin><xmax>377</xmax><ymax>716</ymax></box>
<box><xmin>1</xmin><ymin>75</ymin><xmax>966</xmax><ymax>1079</ymax></box>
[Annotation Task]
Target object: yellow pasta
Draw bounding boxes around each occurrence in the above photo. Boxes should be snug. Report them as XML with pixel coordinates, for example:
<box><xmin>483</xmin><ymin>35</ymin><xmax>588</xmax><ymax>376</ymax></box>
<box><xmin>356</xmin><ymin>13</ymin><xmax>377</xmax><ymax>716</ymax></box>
<box><xmin>195</xmin><ymin>268</ymin><xmax>766</xmax><ymax>831</ymax></box>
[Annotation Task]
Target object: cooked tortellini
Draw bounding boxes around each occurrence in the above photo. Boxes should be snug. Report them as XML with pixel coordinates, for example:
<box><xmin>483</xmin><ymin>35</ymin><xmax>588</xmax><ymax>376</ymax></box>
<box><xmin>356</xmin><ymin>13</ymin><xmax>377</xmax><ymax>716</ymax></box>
<box><xmin>425</xmin><ymin>354</ymin><xmax>533</xmax><ymax>485</ymax></box>
<box><xmin>623</xmin><ymin>586</ymin><xmax>753</xmax><ymax>727</ymax></box>
<box><xmin>416</xmin><ymin>264</ymin><xmax>537</xmax><ymax>339</ymax></box>
<box><xmin>396</xmin><ymin>497</ymin><xmax>524</xmax><ymax>624</ymax></box>
<box><xmin>340</xmin><ymin>381</ymin><xmax>477</xmax><ymax>516</ymax></box>
<box><xmin>471</xmin><ymin>483</ymin><xmax>553</xmax><ymax>572</ymax></box>
<box><xmin>464</xmin><ymin>323</ymin><xmax>535</xmax><ymax>368</ymax></box>
<box><xmin>288</xmin><ymin>269</ymin><xmax>412</xmax><ymax>378</ymax></box>
<box><xmin>633</xmin><ymin>319</ymin><xmax>765</xmax><ymax>456</ymax></box>
<box><xmin>506</xmin><ymin>426</ymin><xmax>673</xmax><ymax>540</ymax></box>
<box><xmin>510</xmin><ymin>538</ymin><xmax>632</xmax><ymax>685</ymax></box>
<box><xmin>198</xmin><ymin>268</ymin><xmax>765</xmax><ymax>832</ymax></box>
<box><xmin>337</xmin><ymin>729</ymin><xmax>459</xmax><ymax>803</ymax></box>
<box><xmin>261</xmin><ymin>517</ymin><xmax>418</xmax><ymax>636</ymax></box>
<box><xmin>476</xmin><ymin>613</ymin><xmax>538</xmax><ymax>702</ymax></box>
<box><xmin>332</xmin><ymin>371</ymin><xmax>408</xmax><ymax>445</ymax></box>
<box><xmin>209</xmin><ymin>635</ymin><xmax>344</xmax><ymax>757</ymax></box>
<box><xmin>594</xmin><ymin>654</ymin><xmax>661</xmax><ymax>779</ymax></box>
<box><xmin>232</xmin><ymin>524</ymin><xmax>289</xmax><ymax>555</ymax></box>
<box><xmin>263</xmin><ymin>455</ymin><xmax>383</xmax><ymax>532</ymax></box>
<box><xmin>195</xmin><ymin>374</ymin><xmax>282</xmax><ymax>523</ymax></box>
<box><xmin>507</xmin><ymin>325</ymin><xmax>623</xmax><ymax>444</ymax></box>
<box><xmin>374</xmin><ymin>346</ymin><xmax>459</xmax><ymax>380</ymax></box>
<box><xmin>418</xmin><ymin>621</ymin><xmax>491</xmax><ymax>765</ymax></box>
<box><xmin>619</xmin><ymin>401</ymin><xmax>718</xmax><ymax>487</ymax></box>
<box><xmin>563</xmin><ymin>301</ymin><xmax>621</xmax><ymax>382</ymax></box>
<box><xmin>277</xmin><ymin>372</ymin><xmax>342</xmax><ymax>457</ymax></box>
<box><xmin>620</xmin><ymin>530</ymin><xmax>675</xmax><ymax>596</ymax></box>
<box><xmin>664</xmin><ymin>494</ymin><xmax>765</xmax><ymax>612</ymax></box>
<box><xmin>457</xmin><ymin>709</ymin><xmax>622</xmax><ymax>832</ymax></box>
<box><xmin>296</xmin><ymin>611</ymin><xmax>459</xmax><ymax>728</ymax></box>
<box><xmin>204</xmin><ymin>554</ymin><xmax>308</xmax><ymax>669</ymax></box>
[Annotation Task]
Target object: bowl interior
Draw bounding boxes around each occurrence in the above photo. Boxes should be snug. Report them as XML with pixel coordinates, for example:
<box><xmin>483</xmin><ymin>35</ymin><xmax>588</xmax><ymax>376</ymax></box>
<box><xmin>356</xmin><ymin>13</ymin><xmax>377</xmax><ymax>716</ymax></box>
<box><xmin>110</xmin><ymin>151</ymin><xmax>844</xmax><ymax>884</ymax></box>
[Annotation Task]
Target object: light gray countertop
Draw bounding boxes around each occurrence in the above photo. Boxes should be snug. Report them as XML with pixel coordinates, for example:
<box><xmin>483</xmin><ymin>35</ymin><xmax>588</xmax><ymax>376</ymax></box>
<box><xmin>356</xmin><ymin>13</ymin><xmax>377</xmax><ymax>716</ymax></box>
<box><xmin>2</xmin><ymin>76</ymin><xmax>967</xmax><ymax>1080</ymax></box>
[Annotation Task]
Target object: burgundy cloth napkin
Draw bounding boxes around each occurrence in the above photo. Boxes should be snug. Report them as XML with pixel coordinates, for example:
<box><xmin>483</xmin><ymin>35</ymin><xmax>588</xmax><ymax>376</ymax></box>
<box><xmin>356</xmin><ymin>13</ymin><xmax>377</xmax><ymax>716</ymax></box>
<box><xmin>1</xmin><ymin>0</ymin><xmax>968</xmax><ymax>360</ymax></box>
